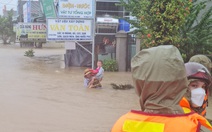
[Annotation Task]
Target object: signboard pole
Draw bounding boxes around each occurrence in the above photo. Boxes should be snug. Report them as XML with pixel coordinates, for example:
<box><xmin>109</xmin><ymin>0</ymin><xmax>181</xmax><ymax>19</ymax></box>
<box><xmin>92</xmin><ymin>1</ymin><xmax>96</xmax><ymax>69</ymax></box>
<box><xmin>92</xmin><ymin>31</ymin><xmax>95</xmax><ymax>69</ymax></box>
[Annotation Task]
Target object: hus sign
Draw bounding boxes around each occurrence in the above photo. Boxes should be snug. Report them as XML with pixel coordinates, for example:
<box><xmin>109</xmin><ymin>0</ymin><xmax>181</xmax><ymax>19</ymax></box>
<box><xmin>17</xmin><ymin>23</ymin><xmax>46</xmax><ymax>41</ymax></box>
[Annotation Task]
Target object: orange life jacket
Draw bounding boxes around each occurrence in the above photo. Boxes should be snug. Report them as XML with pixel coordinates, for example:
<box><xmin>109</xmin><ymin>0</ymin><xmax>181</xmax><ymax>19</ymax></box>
<box><xmin>180</xmin><ymin>96</ymin><xmax>207</xmax><ymax>117</ymax></box>
<box><xmin>111</xmin><ymin>110</ymin><xmax>212</xmax><ymax>132</ymax></box>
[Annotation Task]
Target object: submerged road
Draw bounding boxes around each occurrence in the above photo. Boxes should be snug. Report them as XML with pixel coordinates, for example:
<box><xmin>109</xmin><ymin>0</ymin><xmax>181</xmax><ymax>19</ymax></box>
<box><xmin>0</xmin><ymin>44</ymin><xmax>138</xmax><ymax>132</ymax></box>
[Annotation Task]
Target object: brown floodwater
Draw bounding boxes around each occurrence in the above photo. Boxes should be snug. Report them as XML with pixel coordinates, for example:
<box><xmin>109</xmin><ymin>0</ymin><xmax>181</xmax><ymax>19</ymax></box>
<box><xmin>0</xmin><ymin>44</ymin><xmax>211</xmax><ymax>132</ymax></box>
<box><xmin>0</xmin><ymin>44</ymin><xmax>139</xmax><ymax>132</ymax></box>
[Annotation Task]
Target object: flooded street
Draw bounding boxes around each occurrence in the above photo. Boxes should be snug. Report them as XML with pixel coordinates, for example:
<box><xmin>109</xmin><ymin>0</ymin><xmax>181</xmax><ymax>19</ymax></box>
<box><xmin>0</xmin><ymin>44</ymin><xmax>212</xmax><ymax>132</ymax></box>
<box><xmin>0</xmin><ymin>44</ymin><xmax>139</xmax><ymax>132</ymax></box>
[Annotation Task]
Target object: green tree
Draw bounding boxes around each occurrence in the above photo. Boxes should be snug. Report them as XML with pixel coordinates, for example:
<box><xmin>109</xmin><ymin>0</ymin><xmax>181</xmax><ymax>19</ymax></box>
<box><xmin>120</xmin><ymin>0</ymin><xmax>192</xmax><ymax>48</ymax></box>
<box><xmin>179</xmin><ymin>0</ymin><xmax>212</xmax><ymax>61</ymax></box>
<box><xmin>0</xmin><ymin>10</ymin><xmax>15</xmax><ymax>44</ymax></box>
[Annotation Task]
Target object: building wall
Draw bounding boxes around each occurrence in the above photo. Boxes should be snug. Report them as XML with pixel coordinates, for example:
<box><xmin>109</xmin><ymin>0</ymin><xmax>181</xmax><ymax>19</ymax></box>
<box><xmin>17</xmin><ymin>0</ymin><xmax>42</xmax><ymax>22</ymax></box>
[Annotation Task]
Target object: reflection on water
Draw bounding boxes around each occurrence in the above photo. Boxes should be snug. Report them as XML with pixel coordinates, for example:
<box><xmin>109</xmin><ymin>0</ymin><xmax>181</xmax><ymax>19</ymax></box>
<box><xmin>0</xmin><ymin>46</ymin><xmax>139</xmax><ymax>132</ymax></box>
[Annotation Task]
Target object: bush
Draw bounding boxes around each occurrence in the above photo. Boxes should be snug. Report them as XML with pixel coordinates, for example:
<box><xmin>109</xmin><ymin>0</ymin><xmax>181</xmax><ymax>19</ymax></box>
<box><xmin>103</xmin><ymin>59</ymin><xmax>118</xmax><ymax>72</ymax></box>
<box><xmin>24</xmin><ymin>49</ymin><xmax>34</xmax><ymax>57</ymax></box>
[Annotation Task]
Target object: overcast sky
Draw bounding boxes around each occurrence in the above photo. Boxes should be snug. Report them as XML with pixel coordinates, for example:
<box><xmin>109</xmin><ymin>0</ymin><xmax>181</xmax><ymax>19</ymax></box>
<box><xmin>0</xmin><ymin>0</ymin><xmax>42</xmax><ymax>16</ymax></box>
<box><xmin>0</xmin><ymin>0</ymin><xmax>17</xmax><ymax>15</ymax></box>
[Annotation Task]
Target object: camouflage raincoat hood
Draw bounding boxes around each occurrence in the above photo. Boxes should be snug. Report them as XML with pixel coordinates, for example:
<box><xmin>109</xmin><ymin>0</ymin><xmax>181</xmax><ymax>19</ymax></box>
<box><xmin>189</xmin><ymin>55</ymin><xmax>212</xmax><ymax>71</ymax></box>
<box><xmin>131</xmin><ymin>45</ymin><xmax>188</xmax><ymax>114</ymax></box>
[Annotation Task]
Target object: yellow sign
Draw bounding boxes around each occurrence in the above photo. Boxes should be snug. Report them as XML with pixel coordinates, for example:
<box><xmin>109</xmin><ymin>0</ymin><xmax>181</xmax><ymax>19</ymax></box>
<box><xmin>47</xmin><ymin>19</ymin><xmax>92</xmax><ymax>41</ymax></box>
<box><xmin>16</xmin><ymin>23</ymin><xmax>46</xmax><ymax>41</ymax></box>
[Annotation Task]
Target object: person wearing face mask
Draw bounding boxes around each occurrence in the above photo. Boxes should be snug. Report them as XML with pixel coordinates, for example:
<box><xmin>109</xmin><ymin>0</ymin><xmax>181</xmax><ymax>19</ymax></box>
<box><xmin>111</xmin><ymin>45</ymin><xmax>212</xmax><ymax>132</ymax></box>
<box><xmin>180</xmin><ymin>62</ymin><xmax>211</xmax><ymax>117</ymax></box>
<box><xmin>189</xmin><ymin>54</ymin><xmax>212</xmax><ymax>96</ymax></box>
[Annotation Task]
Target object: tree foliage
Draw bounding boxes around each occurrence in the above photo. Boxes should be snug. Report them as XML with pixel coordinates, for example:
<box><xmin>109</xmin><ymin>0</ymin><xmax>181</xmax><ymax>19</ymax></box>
<box><xmin>179</xmin><ymin>0</ymin><xmax>212</xmax><ymax>61</ymax></box>
<box><xmin>120</xmin><ymin>0</ymin><xmax>192</xmax><ymax>47</ymax></box>
<box><xmin>0</xmin><ymin>10</ymin><xmax>15</xmax><ymax>44</ymax></box>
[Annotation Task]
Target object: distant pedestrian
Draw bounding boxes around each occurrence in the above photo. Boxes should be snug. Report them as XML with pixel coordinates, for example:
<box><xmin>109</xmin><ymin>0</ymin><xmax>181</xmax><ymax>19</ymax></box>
<box><xmin>84</xmin><ymin>60</ymin><xmax>104</xmax><ymax>88</ymax></box>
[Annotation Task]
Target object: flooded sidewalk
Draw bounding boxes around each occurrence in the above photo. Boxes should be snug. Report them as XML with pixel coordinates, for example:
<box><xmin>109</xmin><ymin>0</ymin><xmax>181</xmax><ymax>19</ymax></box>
<box><xmin>0</xmin><ymin>44</ymin><xmax>211</xmax><ymax>132</ymax></box>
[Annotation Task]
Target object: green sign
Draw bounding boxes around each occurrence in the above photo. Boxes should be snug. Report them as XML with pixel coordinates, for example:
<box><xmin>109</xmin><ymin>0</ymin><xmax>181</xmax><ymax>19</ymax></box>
<box><xmin>40</xmin><ymin>0</ymin><xmax>56</xmax><ymax>18</ymax></box>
